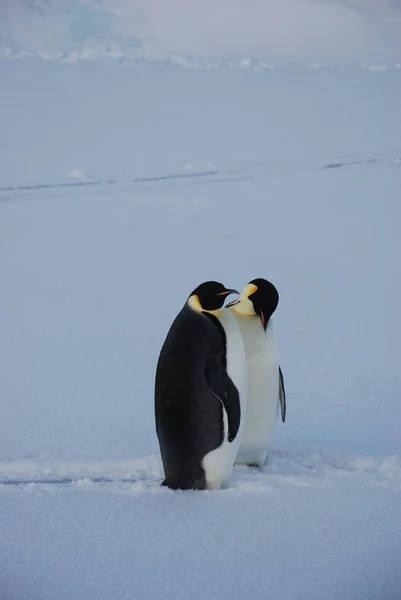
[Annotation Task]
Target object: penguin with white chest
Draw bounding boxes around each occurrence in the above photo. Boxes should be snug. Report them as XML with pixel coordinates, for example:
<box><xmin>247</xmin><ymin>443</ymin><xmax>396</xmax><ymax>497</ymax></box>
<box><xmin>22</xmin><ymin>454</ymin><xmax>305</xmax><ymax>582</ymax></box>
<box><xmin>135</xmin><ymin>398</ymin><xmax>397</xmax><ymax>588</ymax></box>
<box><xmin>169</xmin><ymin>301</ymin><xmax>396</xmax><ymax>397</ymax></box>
<box><xmin>227</xmin><ymin>278</ymin><xmax>286</xmax><ymax>467</ymax></box>
<box><xmin>155</xmin><ymin>281</ymin><xmax>247</xmax><ymax>490</ymax></box>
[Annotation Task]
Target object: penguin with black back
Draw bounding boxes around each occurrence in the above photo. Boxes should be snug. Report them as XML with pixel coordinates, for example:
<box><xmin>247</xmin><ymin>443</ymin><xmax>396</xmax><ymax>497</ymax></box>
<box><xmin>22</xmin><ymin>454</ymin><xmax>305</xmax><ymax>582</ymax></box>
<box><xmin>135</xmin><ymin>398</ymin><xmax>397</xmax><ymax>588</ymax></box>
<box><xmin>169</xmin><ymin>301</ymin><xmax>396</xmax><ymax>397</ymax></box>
<box><xmin>155</xmin><ymin>281</ymin><xmax>247</xmax><ymax>490</ymax></box>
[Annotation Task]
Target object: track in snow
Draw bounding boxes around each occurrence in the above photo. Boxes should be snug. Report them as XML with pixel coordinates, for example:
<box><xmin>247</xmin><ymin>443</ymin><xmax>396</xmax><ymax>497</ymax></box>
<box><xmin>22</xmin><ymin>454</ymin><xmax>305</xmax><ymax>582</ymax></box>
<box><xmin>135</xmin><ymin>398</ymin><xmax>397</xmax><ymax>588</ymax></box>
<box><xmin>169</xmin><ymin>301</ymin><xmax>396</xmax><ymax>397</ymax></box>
<box><xmin>1</xmin><ymin>151</ymin><xmax>399</xmax><ymax>200</ymax></box>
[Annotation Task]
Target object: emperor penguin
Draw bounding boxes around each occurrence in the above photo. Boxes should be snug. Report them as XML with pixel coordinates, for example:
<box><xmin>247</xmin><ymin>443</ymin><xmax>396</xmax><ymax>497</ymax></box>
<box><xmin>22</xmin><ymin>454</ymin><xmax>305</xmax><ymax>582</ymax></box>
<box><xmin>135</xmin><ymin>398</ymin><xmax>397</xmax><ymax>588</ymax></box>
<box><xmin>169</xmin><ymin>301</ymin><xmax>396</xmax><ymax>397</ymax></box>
<box><xmin>155</xmin><ymin>281</ymin><xmax>247</xmax><ymax>490</ymax></box>
<box><xmin>227</xmin><ymin>278</ymin><xmax>286</xmax><ymax>467</ymax></box>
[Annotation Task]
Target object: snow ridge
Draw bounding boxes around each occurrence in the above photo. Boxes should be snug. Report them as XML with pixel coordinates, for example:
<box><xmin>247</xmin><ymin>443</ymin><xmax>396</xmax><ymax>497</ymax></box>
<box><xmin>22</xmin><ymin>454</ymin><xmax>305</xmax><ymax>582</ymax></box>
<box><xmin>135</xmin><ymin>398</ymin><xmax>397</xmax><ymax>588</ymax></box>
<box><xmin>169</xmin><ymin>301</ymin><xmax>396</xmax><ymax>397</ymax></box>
<box><xmin>1</xmin><ymin>446</ymin><xmax>400</xmax><ymax>493</ymax></box>
<box><xmin>1</xmin><ymin>0</ymin><xmax>401</xmax><ymax>68</ymax></box>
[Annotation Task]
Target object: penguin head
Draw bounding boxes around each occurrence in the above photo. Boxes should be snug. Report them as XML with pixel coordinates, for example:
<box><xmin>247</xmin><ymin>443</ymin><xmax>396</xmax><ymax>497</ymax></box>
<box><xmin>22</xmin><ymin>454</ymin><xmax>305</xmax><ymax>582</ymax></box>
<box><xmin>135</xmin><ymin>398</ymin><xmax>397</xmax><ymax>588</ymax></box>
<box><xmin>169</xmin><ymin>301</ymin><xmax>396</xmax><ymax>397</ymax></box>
<box><xmin>187</xmin><ymin>281</ymin><xmax>239</xmax><ymax>313</ymax></box>
<box><xmin>227</xmin><ymin>278</ymin><xmax>279</xmax><ymax>328</ymax></box>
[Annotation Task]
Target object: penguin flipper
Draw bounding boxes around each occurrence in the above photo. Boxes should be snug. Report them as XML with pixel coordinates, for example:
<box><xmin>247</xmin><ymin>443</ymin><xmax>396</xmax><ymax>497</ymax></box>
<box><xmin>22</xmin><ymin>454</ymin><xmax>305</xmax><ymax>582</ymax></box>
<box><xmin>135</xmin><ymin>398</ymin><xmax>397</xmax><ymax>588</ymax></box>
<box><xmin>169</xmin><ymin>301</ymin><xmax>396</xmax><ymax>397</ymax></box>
<box><xmin>279</xmin><ymin>366</ymin><xmax>286</xmax><ymax>423</ymax></box>
<box><xmin>205</xmin><ymin>363</ymin><xmax>241</xmax><ymax>443</ymax></box>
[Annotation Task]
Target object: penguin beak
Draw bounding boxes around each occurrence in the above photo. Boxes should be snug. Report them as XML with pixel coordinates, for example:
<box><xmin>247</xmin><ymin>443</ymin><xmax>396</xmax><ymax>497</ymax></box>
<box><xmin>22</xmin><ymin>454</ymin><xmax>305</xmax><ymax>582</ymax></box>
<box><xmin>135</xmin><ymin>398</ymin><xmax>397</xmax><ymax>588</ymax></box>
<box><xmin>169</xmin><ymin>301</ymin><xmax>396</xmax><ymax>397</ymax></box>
<box><xmin>225</xmin><ymin>298</ymin><xmax>240</xmax><ymax>307</ymax></box>
<box><xmin>217</xmin><ymin>288</ymin><xmax>239</xmax><ymax>297</ymax></box>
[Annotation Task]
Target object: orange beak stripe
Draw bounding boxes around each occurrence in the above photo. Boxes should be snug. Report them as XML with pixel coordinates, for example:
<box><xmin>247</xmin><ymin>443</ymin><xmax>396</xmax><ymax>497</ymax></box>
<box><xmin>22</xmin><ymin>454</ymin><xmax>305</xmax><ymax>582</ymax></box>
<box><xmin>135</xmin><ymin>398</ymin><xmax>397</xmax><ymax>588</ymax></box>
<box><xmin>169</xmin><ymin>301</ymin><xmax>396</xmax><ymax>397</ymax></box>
<box><xmin>217</xmin><ymin>289</ymin><xmax>238</xmax><ymax>296</ymax></box>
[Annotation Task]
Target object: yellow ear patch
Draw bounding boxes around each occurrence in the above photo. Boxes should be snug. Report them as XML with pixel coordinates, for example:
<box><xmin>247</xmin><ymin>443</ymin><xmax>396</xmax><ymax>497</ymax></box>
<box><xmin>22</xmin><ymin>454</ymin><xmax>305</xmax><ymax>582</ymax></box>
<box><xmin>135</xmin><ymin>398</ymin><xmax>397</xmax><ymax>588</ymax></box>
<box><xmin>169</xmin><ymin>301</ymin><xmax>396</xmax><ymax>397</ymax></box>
<box><xmin>187</xmin><ymin>294</ymin><xmax>203</xmax><ymax>312</ymax></box>
<box><xmin>187</xmin><ymin>294</ymin><xmax>224</xmax><ymax>315</ymax></box>
<box><xmin>244</xmin><ymin>283</ymin><xmax>258</xmax><ymax>297</ymax></box>
<box><xmin>228</xmin><ymin>282</ymin><xmax>258</xmax><ymax>317</ymax></box>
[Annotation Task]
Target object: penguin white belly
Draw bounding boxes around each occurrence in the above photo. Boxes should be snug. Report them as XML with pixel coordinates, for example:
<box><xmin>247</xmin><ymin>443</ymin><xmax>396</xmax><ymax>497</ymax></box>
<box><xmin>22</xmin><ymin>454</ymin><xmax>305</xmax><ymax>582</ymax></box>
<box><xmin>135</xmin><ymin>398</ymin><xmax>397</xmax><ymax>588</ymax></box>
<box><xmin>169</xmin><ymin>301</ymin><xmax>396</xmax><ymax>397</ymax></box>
<box><xmin>202</xmin><ymin>308</ymin><xmax>247</xmax><ymax>489</ymax></box>
<box><xmin>234</xmin><ymin>318</ymin><xmax>279</xmax><ymax>467</ymax></box>
<box><xmin>202</xmin><ymin>406</ymin><xmax>233</xmax><ymax>489</ymax></box>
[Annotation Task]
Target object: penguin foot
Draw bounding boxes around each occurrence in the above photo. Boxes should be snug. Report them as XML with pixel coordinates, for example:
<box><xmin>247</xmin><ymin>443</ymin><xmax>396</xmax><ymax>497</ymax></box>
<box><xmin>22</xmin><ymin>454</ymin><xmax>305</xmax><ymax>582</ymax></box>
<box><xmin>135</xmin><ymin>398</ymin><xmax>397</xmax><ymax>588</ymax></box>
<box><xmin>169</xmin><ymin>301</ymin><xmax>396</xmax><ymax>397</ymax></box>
<box><xmin>161</xmin><ymin>478</ymin><xmax>207</xmax><ymax>491</ymax></box>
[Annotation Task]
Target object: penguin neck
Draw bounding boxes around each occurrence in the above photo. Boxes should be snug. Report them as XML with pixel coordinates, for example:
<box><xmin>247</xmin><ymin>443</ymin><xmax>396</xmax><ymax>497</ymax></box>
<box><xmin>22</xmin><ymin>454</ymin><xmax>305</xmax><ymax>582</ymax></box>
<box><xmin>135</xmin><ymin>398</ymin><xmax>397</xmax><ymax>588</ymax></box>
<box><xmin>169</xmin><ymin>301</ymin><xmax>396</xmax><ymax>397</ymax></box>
<box><xmin>230</xmin><ymin>307</ymin><xmax>274</xmax><ymax>335</ymax></box>
<box><xmin>264</xmin><ymin>317</ymin><xmax>274</xmax><ymax>334</ymax></box>
<box><xmin>228</xmin><ymin>304</ymin><xmax>258</xmax><ymax>321</ymax></box>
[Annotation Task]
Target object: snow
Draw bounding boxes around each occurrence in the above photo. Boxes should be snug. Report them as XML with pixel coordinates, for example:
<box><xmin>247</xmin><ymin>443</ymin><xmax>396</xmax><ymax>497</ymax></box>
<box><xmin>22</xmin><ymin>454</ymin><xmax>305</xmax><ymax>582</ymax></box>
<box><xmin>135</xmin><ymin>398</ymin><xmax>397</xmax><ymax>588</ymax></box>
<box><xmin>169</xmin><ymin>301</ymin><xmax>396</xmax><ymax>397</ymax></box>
<box><xmin>2</xmin><ymin>482</ymin><xmax>399</xmax><ymax>600</ymax></box>
<box><xmin>67</xmin><ymin>168</ymin><xmax>89</xmax><ymax>180</ymax></box>
<box><xmin>1</xmin><ymin>3</ymin><xmax>401</xmax><ymax>599</ymax></box>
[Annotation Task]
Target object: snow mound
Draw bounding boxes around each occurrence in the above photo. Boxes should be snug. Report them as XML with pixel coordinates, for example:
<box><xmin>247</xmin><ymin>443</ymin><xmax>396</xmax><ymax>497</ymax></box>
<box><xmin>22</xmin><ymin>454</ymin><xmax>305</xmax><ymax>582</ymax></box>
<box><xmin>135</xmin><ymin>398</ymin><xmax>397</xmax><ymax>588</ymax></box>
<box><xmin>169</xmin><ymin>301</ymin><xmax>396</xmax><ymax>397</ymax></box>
<box><xmin>67</xmin><ymin>169</ymin><xmax>89</xmax><ymax>180</ymax></box>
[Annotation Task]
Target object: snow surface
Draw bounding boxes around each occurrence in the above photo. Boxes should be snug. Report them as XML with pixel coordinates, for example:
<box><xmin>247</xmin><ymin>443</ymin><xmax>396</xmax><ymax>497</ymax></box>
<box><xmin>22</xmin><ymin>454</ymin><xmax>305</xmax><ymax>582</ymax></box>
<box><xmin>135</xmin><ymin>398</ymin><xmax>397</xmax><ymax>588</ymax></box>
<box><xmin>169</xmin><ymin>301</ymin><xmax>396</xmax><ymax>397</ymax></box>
<box><xmin>1</xmin><ymin>5</ymin><xmax>401</xmax><ymax>598</ymax></box>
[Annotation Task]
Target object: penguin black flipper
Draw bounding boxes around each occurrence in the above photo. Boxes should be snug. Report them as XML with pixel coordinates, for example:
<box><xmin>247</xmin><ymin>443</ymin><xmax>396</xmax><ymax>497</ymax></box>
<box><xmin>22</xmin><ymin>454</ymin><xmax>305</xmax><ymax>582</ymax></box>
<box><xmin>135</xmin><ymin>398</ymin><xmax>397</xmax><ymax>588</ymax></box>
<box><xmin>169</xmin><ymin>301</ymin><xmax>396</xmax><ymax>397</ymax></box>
<box><xmin>205</xmin><ymin>358</ymin><xmax>241</xmax><ymax>443</ymax></box>
<box><xmin>203</xmin><ymin>313</ymin><xmax>241</xmax><ymax>443</ymax></box>
<box><xmin>279</xmin><ymin>366</ymin><xmax>286</xmax><ymax>423</ymax></box>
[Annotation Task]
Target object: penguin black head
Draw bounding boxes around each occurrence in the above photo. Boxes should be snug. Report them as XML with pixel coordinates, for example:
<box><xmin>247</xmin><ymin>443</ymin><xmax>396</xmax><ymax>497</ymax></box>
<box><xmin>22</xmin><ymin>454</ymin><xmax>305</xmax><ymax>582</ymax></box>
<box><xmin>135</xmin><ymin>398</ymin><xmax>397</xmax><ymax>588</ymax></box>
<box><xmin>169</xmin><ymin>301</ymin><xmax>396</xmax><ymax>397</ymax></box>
<box><xmin>227</xmin><ymin>278</ymin><xmax>279</xmax><ymax>329</ymax></box>
<box><xmin>187</xmin><ymin>281</ymin><xmax>239</xmax><ymax>312</ymax></box>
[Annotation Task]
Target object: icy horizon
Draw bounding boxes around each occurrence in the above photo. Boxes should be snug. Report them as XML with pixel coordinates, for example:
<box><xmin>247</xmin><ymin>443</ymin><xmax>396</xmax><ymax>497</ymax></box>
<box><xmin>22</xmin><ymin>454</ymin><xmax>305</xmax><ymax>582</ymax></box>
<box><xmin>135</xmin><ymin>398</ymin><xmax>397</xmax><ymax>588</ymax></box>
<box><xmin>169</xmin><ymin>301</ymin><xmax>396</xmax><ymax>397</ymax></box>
<box><xmin>1</xmin><ymin>0</ymin><xmax>401</xmax><ymax>68</ymax></box>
